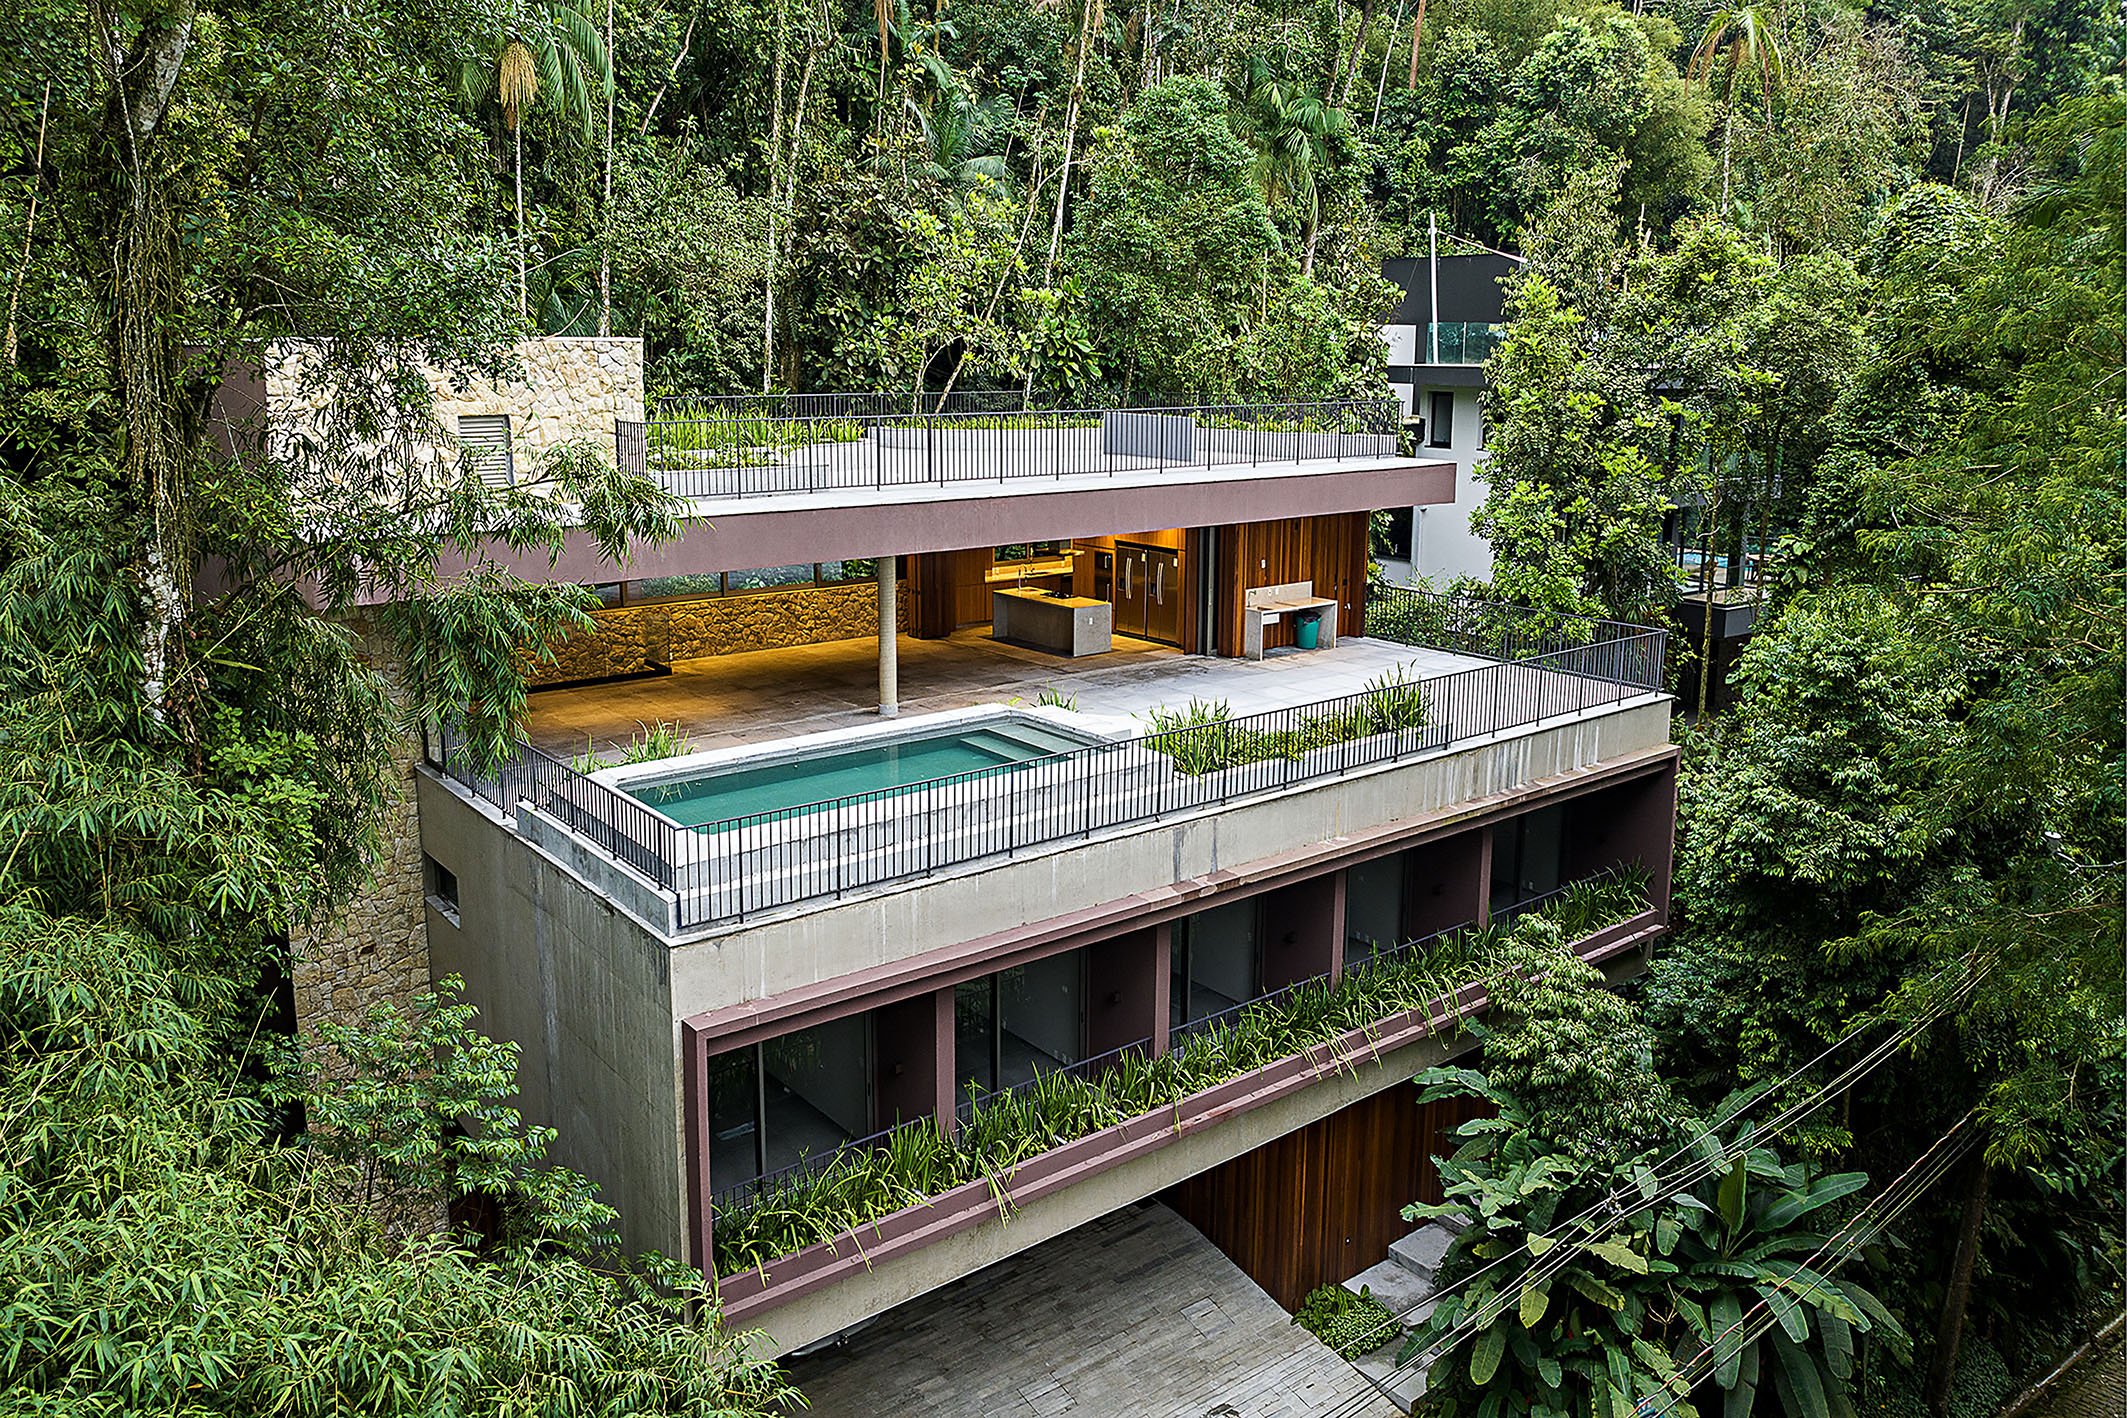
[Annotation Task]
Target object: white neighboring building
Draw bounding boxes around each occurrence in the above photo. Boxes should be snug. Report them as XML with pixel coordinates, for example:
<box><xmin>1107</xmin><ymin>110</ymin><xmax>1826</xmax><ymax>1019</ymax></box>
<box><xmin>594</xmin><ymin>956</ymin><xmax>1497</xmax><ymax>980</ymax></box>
<box><xmin>1375</xmin><ymin>253</ymin><xmax>1520</xmax><ymax>587</ymax></box>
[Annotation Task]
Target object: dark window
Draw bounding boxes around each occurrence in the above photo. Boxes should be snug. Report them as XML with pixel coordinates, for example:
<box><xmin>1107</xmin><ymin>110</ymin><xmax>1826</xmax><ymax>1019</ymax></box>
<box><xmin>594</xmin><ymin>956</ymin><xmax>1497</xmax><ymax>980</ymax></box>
<box><xmin>589</xmin><ymin>582</ymin><xmax>623</xmax><ymax>608</ymax></box>
<box><xmin>956</xmin><ymin>950</ymin><xmax>1088</xmax><ymax>1108</ymax></box>
<box><xmin>1489</xmin><ymin>805</ymin><xmax>1565</xmax><ymax>916</ymax></box>
<box><xmin>724</xmin><ymin>564</ymin><xmax>816</xmax><ymax>595</ymax></box>
<box><xmin>1428</xmin><ymin>392</ymin><xmax>1455</xmax><ymax>448</ymax></box>
<box><xmin>991</xmin><ymin>539</ymin><xmax>1063</xmax><ymax>561</ymax></box>
<box><xmin>818</xmin><ymin>558</ymin><xmax>880</xmax><ymax>584</ymax></box>
<box><xmin>423</xmin><ymin>855</ymin><xmax>459</xmax><ymax>919</ymax></box>
<box><xmin>1374</xmin><ymin>508</ymin><xmax>1413</xmax><ymax>562</ymax></box>
<box><xmin>710</xmin><ymin>1014</ymin><xmax>876</xmax><ymax>1188</ymax></box>
<box><xmin>626</xmin><ymin>572</ymin><xmax>725</xmax><ymax>604</ymax></box>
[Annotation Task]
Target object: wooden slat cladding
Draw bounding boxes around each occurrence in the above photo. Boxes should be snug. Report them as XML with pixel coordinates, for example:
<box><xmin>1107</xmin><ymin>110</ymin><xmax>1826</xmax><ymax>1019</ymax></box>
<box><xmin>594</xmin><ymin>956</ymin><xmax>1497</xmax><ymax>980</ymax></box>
<box><xmin>1161</xmin><ymin>1083</ymin><xmax>1488</xmax><ymax>1311</ymax></box>
<box><xmin>909</xmin><ymin>549</ymin><xmax>994</xmax><ymax>637</ymax></box>
<box><xmin>1215</xmin><ymin>513</ymin><xmax>1371</xmax><ymax>658</ymax></box>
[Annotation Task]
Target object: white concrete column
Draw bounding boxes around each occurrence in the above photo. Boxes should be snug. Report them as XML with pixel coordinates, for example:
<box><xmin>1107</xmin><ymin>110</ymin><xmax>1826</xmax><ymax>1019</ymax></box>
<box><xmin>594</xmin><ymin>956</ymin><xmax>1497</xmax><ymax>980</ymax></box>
<box><xmin>877</xmin><ymin>555</ymin><xmax>898</xmax><ymax>717</ymax></box>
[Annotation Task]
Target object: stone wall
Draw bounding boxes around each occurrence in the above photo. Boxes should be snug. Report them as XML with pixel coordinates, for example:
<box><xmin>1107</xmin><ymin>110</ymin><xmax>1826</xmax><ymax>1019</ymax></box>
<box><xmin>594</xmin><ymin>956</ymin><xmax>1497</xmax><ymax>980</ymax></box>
<box><xmin>529</xmin><ymin>580</ymin><xmax>911</xmax><ymax>685</ymax></box>
<box><xmin>290</xmin><ymin>616</ymin><xmax>433</xmax><ymax>1028</ymax></box>
<box><xmin>263</xmin><ymin>336</ymin><xmax>645</xmax><ymax>482</ymax></box>
<box><xmin>424</xmin><ymin>337</ymin><xmax>645</xmax><ymax>464</ymax></box>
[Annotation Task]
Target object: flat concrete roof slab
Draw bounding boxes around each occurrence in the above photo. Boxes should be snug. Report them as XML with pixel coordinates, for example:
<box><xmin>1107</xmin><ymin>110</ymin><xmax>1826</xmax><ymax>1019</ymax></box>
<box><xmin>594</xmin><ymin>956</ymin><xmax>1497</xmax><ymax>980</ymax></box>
<box><xmin>776</xmin><ymin>1200</ymin><xmax>1401</xmax><ymax>1418</ymax></box>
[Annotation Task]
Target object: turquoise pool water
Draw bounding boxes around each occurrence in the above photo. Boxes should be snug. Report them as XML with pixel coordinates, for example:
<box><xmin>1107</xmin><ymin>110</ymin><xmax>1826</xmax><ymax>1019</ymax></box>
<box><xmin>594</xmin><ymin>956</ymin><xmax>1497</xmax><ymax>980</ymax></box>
<box><xmin>627</xmin><ymin>719</ymin><xmax>1092</xmax><ymax>828</ymax></box>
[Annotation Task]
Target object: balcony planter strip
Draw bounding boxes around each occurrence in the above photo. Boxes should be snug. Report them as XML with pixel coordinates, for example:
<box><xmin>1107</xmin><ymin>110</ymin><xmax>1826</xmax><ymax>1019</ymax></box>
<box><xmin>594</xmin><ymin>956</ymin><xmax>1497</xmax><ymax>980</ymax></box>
<box><xmin>713</xmin><ymin>911</ymin><xmax>1661</xmax><ymax>1321</ymax></box>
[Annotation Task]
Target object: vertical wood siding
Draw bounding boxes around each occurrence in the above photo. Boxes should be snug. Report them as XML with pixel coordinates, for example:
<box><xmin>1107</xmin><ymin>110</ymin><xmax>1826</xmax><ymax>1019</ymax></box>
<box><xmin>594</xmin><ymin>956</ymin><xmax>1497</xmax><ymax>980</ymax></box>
<box><xmin>1214</xmin><ymin>513</ymin><xmax>1372</xmax><ymax>658</ymax></box>
<box><xmin>1161</xmin><ymin>1083</ymin><xmax>1488</xmax><ymax>1311</ymax></box>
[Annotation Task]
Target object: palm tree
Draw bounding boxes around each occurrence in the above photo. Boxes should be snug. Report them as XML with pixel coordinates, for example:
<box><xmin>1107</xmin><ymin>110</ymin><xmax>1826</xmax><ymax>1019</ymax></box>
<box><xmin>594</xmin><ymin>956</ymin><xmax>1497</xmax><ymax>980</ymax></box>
<box><xmin>1242</xmin><ymin>57</ymin><xmax>1350</xmax><ymax>276</ymax></box>
<box><xmin>921</xmin><ymin>91</ymin><xmax>1015</xmax><ymax>192</ymax></box>
<box><xmin>1689</xmin><ymin>5</ymin><xmax>1789</xmax><ymax>217</ymax></box>
<box><xmin>462</xmin><ymin>0</ymin><xmax>611</xmax><ymax>322</ymax></box>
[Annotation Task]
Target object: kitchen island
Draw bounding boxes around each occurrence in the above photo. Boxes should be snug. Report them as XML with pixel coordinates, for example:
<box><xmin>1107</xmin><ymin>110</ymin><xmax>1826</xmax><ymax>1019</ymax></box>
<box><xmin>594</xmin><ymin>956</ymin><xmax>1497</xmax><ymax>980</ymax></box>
<box><xmin>991</xmin><ymin>587</ymin><xmax>1115</xmax><ymax>657</ymax></box>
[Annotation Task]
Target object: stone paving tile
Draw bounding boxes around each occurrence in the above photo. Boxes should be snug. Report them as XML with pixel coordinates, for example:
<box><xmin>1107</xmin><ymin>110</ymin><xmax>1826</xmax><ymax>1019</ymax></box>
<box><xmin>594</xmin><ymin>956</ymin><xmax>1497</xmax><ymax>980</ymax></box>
<box><xmin>523</xmin><ymin>627</ymin><xmax>1492</xmax><ymax>760</ymax></box>
<box><xmin>779</xmin><ymin>1201</ymin><xmax>1402</xmax><ymax>1418</ymax></box>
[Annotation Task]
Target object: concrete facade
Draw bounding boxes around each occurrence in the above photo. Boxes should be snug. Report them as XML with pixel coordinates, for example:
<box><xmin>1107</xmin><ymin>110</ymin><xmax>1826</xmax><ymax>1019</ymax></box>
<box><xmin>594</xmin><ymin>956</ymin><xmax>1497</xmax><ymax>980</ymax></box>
<box><xmin>414</xmin><ymin>695</ymin><xmax>1674</xmax><ymax>1268</ymax></box>
<box><xmin>414</xmin><ymin>458</ymin><xmax>1455</xmax><ymax>601</ymax></box>
<box><xmin>527</xmin><ymin>580</ymin><xmax>913</xmax><ymax>686</ymax></box>
<box><xmin>1376</xmin><ymin>253</ymin><xmax>1511</xmax><ymax>586</ymax></box>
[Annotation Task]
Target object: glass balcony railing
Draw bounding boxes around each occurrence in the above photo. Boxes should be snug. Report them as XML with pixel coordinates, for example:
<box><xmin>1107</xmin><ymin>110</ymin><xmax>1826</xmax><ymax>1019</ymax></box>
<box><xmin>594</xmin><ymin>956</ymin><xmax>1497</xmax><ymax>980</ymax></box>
<box><xmin>1426</xmin><ymin>322</ymin><xmax>1505</xmax><ymax>365</ymax></box>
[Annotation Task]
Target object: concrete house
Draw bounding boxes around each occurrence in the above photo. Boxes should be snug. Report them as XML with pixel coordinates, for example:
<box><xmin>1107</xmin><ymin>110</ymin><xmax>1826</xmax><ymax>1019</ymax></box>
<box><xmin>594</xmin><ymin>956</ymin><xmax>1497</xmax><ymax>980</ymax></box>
<box><xmin>280</xmin><ymin>343</ymin><xmax>1679</xmax><ymax>1373</ymax></box>
<box><xmin>1375</xmin><ymin>251</ymin><xmax>1519</xmax><ymax>588</ymax></box>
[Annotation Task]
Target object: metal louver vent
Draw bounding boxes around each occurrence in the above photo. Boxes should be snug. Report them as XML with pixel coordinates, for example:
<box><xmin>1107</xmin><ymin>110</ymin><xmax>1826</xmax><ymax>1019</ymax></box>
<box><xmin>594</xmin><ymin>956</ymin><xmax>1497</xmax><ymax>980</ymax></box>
<box><xmin>458</xmin><ymin>413</ymin><xmax>515</xmax><ymax>488</ymax></box>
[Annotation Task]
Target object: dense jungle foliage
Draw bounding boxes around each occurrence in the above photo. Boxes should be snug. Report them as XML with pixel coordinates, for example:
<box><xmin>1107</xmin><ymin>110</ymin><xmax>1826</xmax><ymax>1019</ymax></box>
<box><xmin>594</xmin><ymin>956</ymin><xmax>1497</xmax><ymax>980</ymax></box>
<box><xmin>0</xmin><ymin>0</ymin><xmax>2118</xmax><ymax>1410</ymax></box>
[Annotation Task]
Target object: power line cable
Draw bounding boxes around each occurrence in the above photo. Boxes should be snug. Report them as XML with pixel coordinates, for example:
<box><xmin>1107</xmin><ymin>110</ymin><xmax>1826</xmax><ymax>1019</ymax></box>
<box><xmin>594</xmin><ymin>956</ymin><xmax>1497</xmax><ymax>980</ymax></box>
<box><xmin>1315</xmin><ymin>953</ymin><xmax>1991</xmax><ymax>1418</ymax></box>
<box><xmin>1632</xmin><ymin>1111</ymin><xmax>1983</xmax><ymax>1418</ymax></box>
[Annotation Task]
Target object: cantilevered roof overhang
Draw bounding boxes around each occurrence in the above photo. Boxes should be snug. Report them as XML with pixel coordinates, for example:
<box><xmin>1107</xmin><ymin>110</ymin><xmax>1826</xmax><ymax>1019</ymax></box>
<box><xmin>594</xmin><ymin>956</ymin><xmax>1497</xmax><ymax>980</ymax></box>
<box><xmin>407</xmin><ymin>453</ymin><xmax>1454</xmax><ymax>594</ymax></box>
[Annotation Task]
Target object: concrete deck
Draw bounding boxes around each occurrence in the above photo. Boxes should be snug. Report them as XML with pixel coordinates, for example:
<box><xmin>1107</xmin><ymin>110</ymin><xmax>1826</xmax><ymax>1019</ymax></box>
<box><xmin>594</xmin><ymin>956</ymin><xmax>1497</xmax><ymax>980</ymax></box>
<box><xmin>524</xmin><ymin>630</ymin><xmax>1489</xmax><ymax>765</ymax></box>
<box><xmin>776</xmin><ymin>1200</ymin><xmax>1400</xmax><ymax>1418</ymax></box>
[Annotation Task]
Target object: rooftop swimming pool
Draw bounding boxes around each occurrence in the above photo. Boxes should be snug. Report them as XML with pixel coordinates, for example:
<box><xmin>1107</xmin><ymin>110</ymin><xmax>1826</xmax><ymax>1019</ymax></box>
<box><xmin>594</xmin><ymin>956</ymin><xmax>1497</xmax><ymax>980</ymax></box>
<box><xmin>621</xmin><ymin>715</ymin><xmax>1099</xmax><ymax>829</ymax></box>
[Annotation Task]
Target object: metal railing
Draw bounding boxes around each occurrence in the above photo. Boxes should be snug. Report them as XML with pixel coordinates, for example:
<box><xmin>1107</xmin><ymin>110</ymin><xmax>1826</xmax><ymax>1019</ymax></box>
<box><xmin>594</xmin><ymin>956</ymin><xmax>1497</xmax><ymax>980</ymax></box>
<box><xmin>614</xmin><ymin>417</ymin><xmax>646</xmax><ymax>476</ymax></box>
<box><xmin>425</xmin><ymin>590</ymin><xmax>1666</xmax><ymax>930</ymax></box>
<box><xmin>708</xmin><ymin>1115</ymin><xmax>921</xmax><ymax>1215</ymax></box>
<box><xmin>625</xmin><ymin>399</ymin><xmax>1402</xmax><ymax>501</ymax></box>
<box><xmin>658</xmin><ymin>389</ymin><xmax>1053</xmax><ymax>420</ymax></box>
<box><xmin>426</xmin><ymin>729</ymin><xmax>680</xmax><ymax>893</ymax></box>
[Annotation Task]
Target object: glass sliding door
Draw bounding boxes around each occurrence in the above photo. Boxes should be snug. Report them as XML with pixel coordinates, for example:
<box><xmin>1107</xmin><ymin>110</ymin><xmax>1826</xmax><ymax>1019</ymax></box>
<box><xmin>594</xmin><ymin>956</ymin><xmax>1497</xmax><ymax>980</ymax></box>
<box><xmin>706</xmin><ymin>1045</ymin><xmax>763</xmax><ymax>1188</ymax></box>
<box><xmin>1490</xmin><ymin>804</ymin><xmax>1565</xmax><ymax>916</ymax></box>
<box><xmin>954</xmin><ymin>977</ymin><xmax>996</xmax><ymax>1104</ymax></box>
<box><xmin>998</xmin><ymin>950</ymin><xmax>1085</xmax><ymax>1088</ymax></box>
<box><xmin>758</xmin><ymin>1013</ymin><xmax>873</xmax><ymax>1175</ymax></box>
<box><xmin>1346</xmin><ymin>854</ymin><xmax>1407</xmax><ymax>964</ymax></box>
<box><xmin>1171</xmin><ymin>897</ymin><xmax>1261</xmax><ymax>1030</ymax></box>
<box><xmin>957</xmin><ymin>949</ymin><xmax>1090</xmax><ymax>1103</ymax></box>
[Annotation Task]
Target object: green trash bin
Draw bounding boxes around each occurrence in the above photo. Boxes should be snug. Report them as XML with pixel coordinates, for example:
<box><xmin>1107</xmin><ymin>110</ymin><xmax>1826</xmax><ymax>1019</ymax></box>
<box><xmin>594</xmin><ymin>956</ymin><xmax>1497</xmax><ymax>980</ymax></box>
<box><xmin>1295</xmin><ymin>611</ymin><xmax>1321</xmax><ymax>650</ymax></box>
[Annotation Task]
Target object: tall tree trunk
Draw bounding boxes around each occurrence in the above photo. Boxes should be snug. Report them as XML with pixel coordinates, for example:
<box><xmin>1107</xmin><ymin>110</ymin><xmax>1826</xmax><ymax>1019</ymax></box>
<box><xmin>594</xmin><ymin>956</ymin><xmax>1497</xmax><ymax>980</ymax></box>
<box><xmin>1406</xmin><ymin>0</ymin><xmax>1426</xmax><ymax>88</ymax></box>
<box><xmin>514</xmin><ymin>122</ymin><xmax>528</xmax><ymax>321</ymax></box>
<box><xmin>1042</xmin><ymin>0</ymin><xmax>1096</xmax><ymax>282</ymax></box>
<box><xmin>1925</xmin><ymin>1157</ymin><xmax>1992</xmax><ymax>1415</ymax></box>
<box><xmin>1326</xmin><ymin>0</ymin><xmax>1347</xmax><ymax>97</ymax></box>
<box><xmin>640</xmin><ymin>13</ymin><xmax>696</xmax><ymax>136</ymax></box>
<box><xmin>1718</xmin><ymin>108</ymin><xmax>1733</xmax><ymax>216</ymax></box>
<box><xmin>92</xmin><ymin>0</ymin><xmax>199</xmax><ymax>725</ymax></box>
<box><xmin>1338</xmin><ymin>0</ymin><xmax>1376</xmax><ymax>107</ymax></box>
<box><xmin>1948</xmin><ymin>94</ymin><xmax>1973</xmax><ymax>186</ymax></box>
<box><xmin>4</xmin><ymin>81</ymin><xmax>50</xmax><ymax>364</ymax></box>
<box><xmin>599</xmin><ymin>0</ymin><xmax>614</xmax><ymax>335</ymax></box>
<box><xmin>770</xmin><ymin>35</ymin><xmax>821</xmax><ymax>393</ymax></box>
<box><xmin>763</xmin><ymin>0</ymin><xmax>788</xmax><ymax>391</ymax></box>
<box><xmin>1370</xmin><ymin>0</ymin><xmax>1403</xmax><ymax>123</ymax></box>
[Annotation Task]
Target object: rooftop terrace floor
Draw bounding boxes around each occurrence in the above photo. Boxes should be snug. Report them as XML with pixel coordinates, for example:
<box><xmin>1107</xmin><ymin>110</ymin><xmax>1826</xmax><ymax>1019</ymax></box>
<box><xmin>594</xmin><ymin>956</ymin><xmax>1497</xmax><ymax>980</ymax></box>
<box><xmin>522</xmin><ymin>630</ymin><xmax>1492</xmax><ymax>765</ymax></box>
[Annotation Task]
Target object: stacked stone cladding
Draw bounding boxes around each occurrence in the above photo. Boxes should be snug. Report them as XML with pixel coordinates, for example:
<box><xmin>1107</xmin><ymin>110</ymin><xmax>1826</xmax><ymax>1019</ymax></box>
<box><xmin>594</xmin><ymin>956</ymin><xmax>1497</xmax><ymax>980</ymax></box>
<box><xmin>424</xmin><ymin>337</ymin><xmax>645</xmax><ymax>464</ymax></box>
<box><xmin>289</xmin><ymin>615</ymin><xmax>433</xmax><ymax>1031</ymax></box>
<box><xmin>262</xmin><ymin>336</ymin><xmax>645</xmax><ymax>481</ymax></box>
<box><xmin>529</xmin><ymin>581</ymin><xmax>911</xmax><ymax>685</ymax></box>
